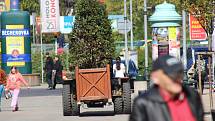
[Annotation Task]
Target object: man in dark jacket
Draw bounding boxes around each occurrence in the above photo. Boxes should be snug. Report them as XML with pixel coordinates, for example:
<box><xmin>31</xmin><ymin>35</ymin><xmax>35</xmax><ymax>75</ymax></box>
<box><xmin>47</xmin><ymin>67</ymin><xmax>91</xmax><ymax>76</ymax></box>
<box><xmin>44</xmin><ymin>52</ymin><xmax>54</xmax><ymax>90</ymax></box>
<box><xmin>52</xmin><ymin>56</ymin><xmax>63</xmax><ymax>89</ymax></box>
<box><xmin>130</xmin><ymin>55</ymin><xmax>204</xmax><ymax>121</ymax></box>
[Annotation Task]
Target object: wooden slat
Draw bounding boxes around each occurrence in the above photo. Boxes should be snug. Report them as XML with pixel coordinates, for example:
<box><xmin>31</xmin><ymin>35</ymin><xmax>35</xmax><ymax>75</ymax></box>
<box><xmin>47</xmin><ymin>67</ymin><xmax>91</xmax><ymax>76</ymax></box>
<box><xmin>75</xmin><ymin>65</ymin><xmax>112</xmax><ymax>102</ymax></box>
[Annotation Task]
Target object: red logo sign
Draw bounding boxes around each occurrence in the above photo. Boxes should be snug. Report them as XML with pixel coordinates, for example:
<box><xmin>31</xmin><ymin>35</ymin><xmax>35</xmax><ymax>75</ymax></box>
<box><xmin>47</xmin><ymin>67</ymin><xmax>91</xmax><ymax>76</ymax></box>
<box><xmin>189</xmin><ymin>14</ymin><xmax>207</xmax><ymax>40</ymax></box>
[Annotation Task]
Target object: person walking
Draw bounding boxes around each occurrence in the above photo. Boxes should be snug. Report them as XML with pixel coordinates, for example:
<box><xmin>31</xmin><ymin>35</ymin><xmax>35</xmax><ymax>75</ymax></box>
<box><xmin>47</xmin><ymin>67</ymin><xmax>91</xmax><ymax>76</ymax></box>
<box><xmin>113</xmin><ymin>57</ymin><xmax>126</xmax><ymax>78</ymax></box>
<box><xmin>5</xmin><ymin>66</ymin><xmax>30</xmax><ymax>112</ymax></box>
<box><xmin>0</xmin><ymin>69</ymin><xmax>7</xmax><ymax>112</ymax></box>
<box><xmin>44</xmin><ymin>52</ymin><xmax>54</xmax><ymax>90</ymax></box>
<box><xmin>130</xmin><ymin>55</ymin><xmax>204</xmax><ymax>121</ymax></box>
<box><xmin>52</xmin><ymin>56</ymin><xmax>63</xmax><ymax>89</ymax></box>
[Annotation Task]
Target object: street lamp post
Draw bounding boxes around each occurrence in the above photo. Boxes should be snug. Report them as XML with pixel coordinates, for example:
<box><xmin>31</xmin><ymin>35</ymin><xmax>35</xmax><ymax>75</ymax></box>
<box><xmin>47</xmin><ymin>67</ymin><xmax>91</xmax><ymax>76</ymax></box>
<box><xmin>124</xmin><ymin>0</ymin><xmax>129</xmax><ymax>73</ymax></box>
<box><xmin>32</xmin><ymin>12</ymin><xmax>36</xmax><ymax>44</ymax></box>
<box><xmin>182</xmin><ymin>10</ymin><xmax>188</xmax><ymax>84</ymax></box>
<box><xmin>144</xmin><ymin>0</ymin><xmax>149</xmax><ymax>89</ymax></box>
<box><xmin>130</xmin><ymin>0</ymin><xmax>134</xmax><ymax>50</ymax></box>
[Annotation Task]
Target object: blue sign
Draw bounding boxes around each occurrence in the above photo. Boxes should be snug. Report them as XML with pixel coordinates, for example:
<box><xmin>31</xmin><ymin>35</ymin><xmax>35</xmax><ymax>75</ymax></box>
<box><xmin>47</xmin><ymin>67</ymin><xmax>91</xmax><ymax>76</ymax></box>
<box><xmin>60</xmin><ymin>16</ymin><xmax>75</xmax><ymax>34</ymax></box>
<box><xmin>59</xmin><ymin>15</ymin><xmax>124</xmax><ymax>33</ymax></box>
<box><xmin>2</xmin><ymin>54</ymin><xmax>31</xmax><ymax>63</ymax></box>
<box><xmin>1</xmin><ymin>29</ymin><xmax>30</xmax><ymax>37</ymax></box>
<box><xmin>10</xmin><ymin>0</ymin><xmax>20</xmax><ymax>10</ymax></box>
<box><xmin>108</xmin><ymin>15</ymin><xmax>124</xmax><ymax>20</ymax></box>
<box><xmin>64</xmin><ymin>16</ymin><xmax>75</xmax><ymax>28</ymax></box>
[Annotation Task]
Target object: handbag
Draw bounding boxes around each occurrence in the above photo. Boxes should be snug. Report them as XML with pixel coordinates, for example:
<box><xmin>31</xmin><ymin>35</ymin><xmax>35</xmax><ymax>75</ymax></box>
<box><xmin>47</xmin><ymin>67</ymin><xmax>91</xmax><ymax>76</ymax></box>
<box><xmin>4</xmin><ymin>90</ymin><xmax>12</xmax><ymax>99</ymax></box>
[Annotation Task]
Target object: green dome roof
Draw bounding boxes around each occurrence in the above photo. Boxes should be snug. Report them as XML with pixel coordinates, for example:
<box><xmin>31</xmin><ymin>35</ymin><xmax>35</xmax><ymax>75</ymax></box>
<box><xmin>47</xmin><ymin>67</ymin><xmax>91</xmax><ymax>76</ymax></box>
<box><xmin>149</xmin><ymin>1</ymin><xmax>182</xmax><ymax>27</ymax></box>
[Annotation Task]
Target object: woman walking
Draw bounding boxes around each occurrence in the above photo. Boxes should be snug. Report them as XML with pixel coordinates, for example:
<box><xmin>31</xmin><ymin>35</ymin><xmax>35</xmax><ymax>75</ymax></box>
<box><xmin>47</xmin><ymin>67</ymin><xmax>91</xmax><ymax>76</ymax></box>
<box><xmin>5</xmin><ymin>66</ymin><xmax>30</xmax><ymax>112</ymax></box>
<box><xmin>0</xmin><ymin>69</ymin><xmax>7</xmax><ymax>112</ymax></box>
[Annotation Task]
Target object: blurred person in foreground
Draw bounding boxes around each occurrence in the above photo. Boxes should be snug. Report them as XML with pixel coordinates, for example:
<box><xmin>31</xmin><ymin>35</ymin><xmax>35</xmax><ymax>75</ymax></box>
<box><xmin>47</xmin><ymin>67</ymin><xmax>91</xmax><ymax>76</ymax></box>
<box><xmin>130</xmin><ymin>55</ymin><xmax>204</xmax><ymax>121</ymax></box>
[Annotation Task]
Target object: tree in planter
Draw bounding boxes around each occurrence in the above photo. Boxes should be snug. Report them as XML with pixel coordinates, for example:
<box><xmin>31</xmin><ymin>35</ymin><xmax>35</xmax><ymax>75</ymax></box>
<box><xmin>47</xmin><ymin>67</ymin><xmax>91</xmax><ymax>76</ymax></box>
<box><xmin>69</xmin><ymin>0</ymin><xmax>114</xmax><ymax>69</ymax></box>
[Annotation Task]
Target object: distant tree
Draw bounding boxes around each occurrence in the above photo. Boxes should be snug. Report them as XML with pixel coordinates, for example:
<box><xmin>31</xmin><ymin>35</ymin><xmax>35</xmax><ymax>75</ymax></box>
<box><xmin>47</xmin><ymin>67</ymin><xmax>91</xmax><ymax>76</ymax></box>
<box><xmin>20</xmin><ymin>0</ymin><xmax>40</xmax><ymax>14</ymax></box>
<box><xmin>69</xmin><ymin>0</ymin><xmax>114</xmax><ymax>68</ymax></box>
<box><xmin>182</xmin><ymin>0</ymin><xmax>214</xmax><ymax>35</ymax></box>
<box><xmin>20</xmin><ymin>0</ymin><xmax>74</xmax><ymax>15</ymax></box>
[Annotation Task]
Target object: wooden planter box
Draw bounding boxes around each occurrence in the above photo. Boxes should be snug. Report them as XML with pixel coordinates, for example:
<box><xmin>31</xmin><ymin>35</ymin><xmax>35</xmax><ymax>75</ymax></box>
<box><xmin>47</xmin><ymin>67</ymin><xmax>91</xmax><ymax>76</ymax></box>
<box><xmin>22</xmin><ymin>73</ymin><xmax>41</xmax><ymax>86</ymax></box>
<box><xmin>75</xmin><ymin>65</ymin><xmax>112</xmax><ymax>102</ymax></box>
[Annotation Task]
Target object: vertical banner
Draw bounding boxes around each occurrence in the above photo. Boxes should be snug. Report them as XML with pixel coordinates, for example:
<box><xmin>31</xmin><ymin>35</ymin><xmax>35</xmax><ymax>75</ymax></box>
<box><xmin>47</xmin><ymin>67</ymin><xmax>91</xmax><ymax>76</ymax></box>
<box><xmin>40</xmin><ymin>0</ymin><xmax>60</xmax><ymax>33</ymax></box>
<box><xmin>189</xmin><ymin>14</ymin><xmax>207</xmax><ymax>41</ymax></box>
<box><xmin>36</xmin><ymin>17</ymin><xmax>41</xmax><ymax>35</ymax></box>
<box><xmin>168</xmin><ymin>27</ymin><xmax>180</xmax><ymax>59</ymax></box>
<box><xmin>5</xmin><ymin>0</ymin><xmax>10</xmax><ymax>11</ymax></box>
<box><xmin>168</xmin><ymin>27</ymin><xmax>177</xmax><ymax>41</ymax></box>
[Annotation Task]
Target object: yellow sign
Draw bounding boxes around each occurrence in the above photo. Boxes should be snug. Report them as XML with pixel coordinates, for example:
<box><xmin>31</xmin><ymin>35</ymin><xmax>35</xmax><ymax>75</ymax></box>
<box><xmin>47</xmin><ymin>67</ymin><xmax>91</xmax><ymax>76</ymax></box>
<box><xmin>5</xmin><ymin>0</ymin><xmax>10</xmax><ymax>11</ymax></box>
<box><xmin>168</xmin><ymin>27</ymin><xmax>177</xmax><ymax>41</ymax></box>
<box><xmin>6</xmin><ymin>25</ymin><xmax>25</xmax><ymax>66</ymax></box>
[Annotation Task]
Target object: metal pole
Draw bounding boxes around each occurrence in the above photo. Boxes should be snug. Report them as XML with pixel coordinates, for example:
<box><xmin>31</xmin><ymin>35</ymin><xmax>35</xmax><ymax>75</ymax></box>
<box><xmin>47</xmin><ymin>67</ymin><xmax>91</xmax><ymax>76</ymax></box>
<box><xmin>55</xmin><ymin>38</ymin><xmax>58</xmax><ymax>55</ymax></box>
<box><xmin>130</xmin><ymin>0</ymin><xmax>134</xmax><ymax>50</ymax></box>
<box><xmin>33</xmin><ymin>23</ymin><xmax>35</xmax><ymax>44</ymax></box>
<box><xmin>182</xmin><ymin>10</ymin><xmax>188</xmax><ymax>84</ymax></box>
<box><xmin>144</xmin><ymin>0</ymin><xmax>149</xmax><ymax>89</ymax></box>
<box><xmin>208</xmin><ymin>34</ymin><xmax>213</xmax><ymax>109</ymax></box>
<box><xmin>32</xmin><ymin>12</ymin><xmax>36</xmax><ymax>44</ymax></box>
<box><xmin>124</xmin><ymin>0</ymin><xmax>129</xmax><ymax>73</ymax></box>
<box><xmin>40</xmin><ymin>24</ymin><xmax>44</xmax><ymax>84</ymax></box>
<box><xmin>197</xmin><ymin>55</ymin><xmax>202</xmax><ymax>96</ymax></box>
<box><xmin>66</xmin><ymin>45</ymin><xmax>69</xmax><ymax>71</ymax></box>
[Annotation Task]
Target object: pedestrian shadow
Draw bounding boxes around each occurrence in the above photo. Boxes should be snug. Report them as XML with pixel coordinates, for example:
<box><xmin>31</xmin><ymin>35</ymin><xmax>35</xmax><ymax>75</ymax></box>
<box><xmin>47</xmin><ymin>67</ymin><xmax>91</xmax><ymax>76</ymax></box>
<box><xmin>19</xmin><ymin>88</ymin><xmax>62</xmax><ymax>97</ymax></box>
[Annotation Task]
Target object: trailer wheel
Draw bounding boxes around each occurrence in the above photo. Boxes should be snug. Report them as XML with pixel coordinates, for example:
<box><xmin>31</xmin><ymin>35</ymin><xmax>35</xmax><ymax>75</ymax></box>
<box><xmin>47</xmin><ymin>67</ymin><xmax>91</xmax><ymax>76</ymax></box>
<box><xmin>71</xmin><ymin>92</ymin><xmax>80</xmax><ymax>116</ymax></box>
<box><xmin>62</xmin><ymin>84</ymin><xmax>72</xmax><ymax>116</ymax></box>
<box><xmin>114</xmin><ymin>97</ymin><xmax>123</xmax><ymax>114</ymax></box>
<box><xmin>122</xmin><ymin>82</ymin><xmax>131</xmax><ymax>114</ymax></box>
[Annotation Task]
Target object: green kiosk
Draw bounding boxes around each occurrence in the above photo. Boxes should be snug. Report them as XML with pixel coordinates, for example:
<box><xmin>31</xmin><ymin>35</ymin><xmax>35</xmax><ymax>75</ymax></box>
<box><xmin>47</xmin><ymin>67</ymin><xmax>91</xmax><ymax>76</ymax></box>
<box><xmin>149</xmin><ymin>2</ymin><xmax>182</xmax><ymax>60</ymax></box>
<box><xmin>1</xmin><ymin>0</ymin><xmax>32</xmax><ymax>74</ymax></box>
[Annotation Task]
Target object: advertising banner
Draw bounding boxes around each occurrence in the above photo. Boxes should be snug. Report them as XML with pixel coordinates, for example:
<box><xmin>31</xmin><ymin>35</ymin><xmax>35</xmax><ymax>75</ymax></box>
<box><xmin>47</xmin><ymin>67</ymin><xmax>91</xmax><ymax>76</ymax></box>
<box><xmin>169</xmin><ymin>41</ymin><xmax>180</xmax><ymax>59</ymax></box>
<box><xmin>189</xmin><ymin>14</ymin><xmax>207</xmax><ymax>40</ymax></box>
<box><xmin>2</xmin><ymin>25</ymin><xmax>31</xmax><ymax>66</ymax></box>
<box><xmin>158</xmin><ymin>43</ymin><xmax>169</xmax><ymax>57</ymax></box>
<box><xmin>60</xmin><ymin>16</ymin><xmax>75</xmax><ymax>34</ymax></box>
<box><xmin>36</xmin><ymin>17</ymin><xmax>41</xmax><ymax>34</ymax></box>
<box><xmin>152</xmin><ymin>27</ymin><xmax>168</xmax><ymax>42</ymax></box>
<box><xmin>152</xmin><ymin>40</ymin><xmax>158</xmax><ymax>60</ymax></box>
<box><xmin>168</xmin><ymin>27</ymin><xmax>180</xmax><ymax>58</ymax></box>
<box><xmin>40</xmin><ymin>0</ymin><xmax>60</xmax><ymax>33</ymax></box>
<box><xmin>168</xmin><ymin>27</ymin><xmax>177</xmax><ymax>41</ymax></box>
<box><xmin>5</xmin><ymin>0</ymin><xmax>10</xmax><ymax>11</ymax></box>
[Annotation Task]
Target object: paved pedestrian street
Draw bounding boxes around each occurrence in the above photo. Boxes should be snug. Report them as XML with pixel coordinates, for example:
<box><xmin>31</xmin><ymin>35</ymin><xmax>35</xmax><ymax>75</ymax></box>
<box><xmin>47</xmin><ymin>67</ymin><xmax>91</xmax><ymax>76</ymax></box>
<box><xmin>0</xmin><ymin>84</ymin><xmax>214</xmax><ymax>121</ymax></box>
<box><xmin>0</xmin><ymin>84</ymin><xmax>129</xmax><ymax>121</ymax></box>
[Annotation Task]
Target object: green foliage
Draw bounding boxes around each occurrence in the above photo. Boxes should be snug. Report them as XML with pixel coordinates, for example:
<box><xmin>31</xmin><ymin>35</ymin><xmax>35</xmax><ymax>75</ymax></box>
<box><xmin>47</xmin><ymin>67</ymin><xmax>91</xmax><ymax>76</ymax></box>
<box><xmin>69</xmin><ymin>0</ymin><xmax>115</xmax><ymax>68</ymax></box>
<box><xmin>32</xmin><ymin>52</ymin><xmax>71</xmax><ymax>72</ymax></box>
<box><xmin>31</xmin><ymin>52</ymin><xmax>41</xmax><ymax>73</ymax></box>
<box><xmin>20</xmin><ymin>0</ymin><xmax>70</xmax><ymax>15</ymax></box>
<box><xmin>183</xmin><ymin>0</ymin><xmax>214</xmax><ymax>34</ymax></box>
<box><xmin>20</xmin><ymin>0</ymin><xmax>40</xmax><ymax>14</ymax></box>
<box><xmin>137</xmin><ymin>44</ymin><xmax>153</xmax><ymax>74</ymax></box>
